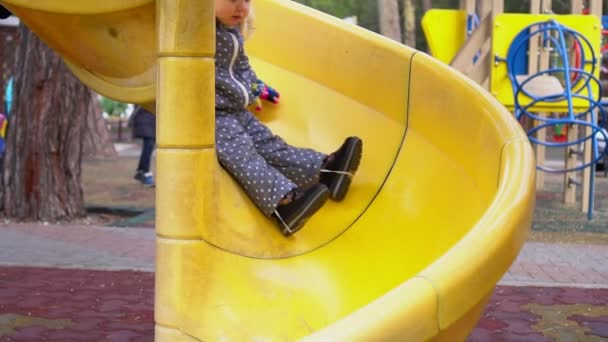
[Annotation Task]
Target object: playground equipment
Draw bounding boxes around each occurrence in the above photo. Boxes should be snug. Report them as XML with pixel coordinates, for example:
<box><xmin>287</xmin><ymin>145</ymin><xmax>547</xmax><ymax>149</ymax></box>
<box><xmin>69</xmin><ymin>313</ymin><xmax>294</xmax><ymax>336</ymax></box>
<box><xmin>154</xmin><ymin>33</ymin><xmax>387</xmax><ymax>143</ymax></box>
<box><xmin>1</xmin><ymin>0</ymin><xmax>535</xmax><ymax>340</ymax></box>
<box><xmin>423</xmin><ymin>0</ymin><xmax>607</xmax><ymax>219</ymax></box>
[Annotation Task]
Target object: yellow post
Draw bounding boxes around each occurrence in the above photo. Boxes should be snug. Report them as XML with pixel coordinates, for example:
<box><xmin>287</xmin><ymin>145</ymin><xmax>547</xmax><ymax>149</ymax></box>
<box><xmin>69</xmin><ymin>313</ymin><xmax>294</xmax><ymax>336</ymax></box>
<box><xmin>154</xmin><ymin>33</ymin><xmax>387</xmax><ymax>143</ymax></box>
<box><xmin>485</xmin><ymin>0</ymin><xmax>504</xmax><ymax>90</ymax></box>
<box><xmin>155</xmin><ymin>0</ymin><xmax>217</xmax><ymax>337</ymax></box>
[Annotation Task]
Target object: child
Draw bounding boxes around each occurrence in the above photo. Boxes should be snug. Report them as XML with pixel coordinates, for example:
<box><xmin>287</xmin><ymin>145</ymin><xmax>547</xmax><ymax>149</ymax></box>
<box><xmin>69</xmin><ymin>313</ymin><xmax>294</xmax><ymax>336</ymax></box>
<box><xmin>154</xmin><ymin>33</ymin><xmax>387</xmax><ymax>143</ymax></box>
<box><xmin>214</xmin><ymin>0</ymin><xmax>362</xmax><ymax>236</ymax></box>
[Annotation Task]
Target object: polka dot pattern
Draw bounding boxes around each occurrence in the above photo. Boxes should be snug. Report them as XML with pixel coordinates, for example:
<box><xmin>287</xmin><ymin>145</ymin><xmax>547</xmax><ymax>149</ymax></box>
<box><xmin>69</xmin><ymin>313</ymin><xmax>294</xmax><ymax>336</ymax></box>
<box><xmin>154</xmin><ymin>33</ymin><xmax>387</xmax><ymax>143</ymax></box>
<box><xmin>216</xmin><ymin>111</ymin><xmax>326</xmax><ymax>216</ymax></box>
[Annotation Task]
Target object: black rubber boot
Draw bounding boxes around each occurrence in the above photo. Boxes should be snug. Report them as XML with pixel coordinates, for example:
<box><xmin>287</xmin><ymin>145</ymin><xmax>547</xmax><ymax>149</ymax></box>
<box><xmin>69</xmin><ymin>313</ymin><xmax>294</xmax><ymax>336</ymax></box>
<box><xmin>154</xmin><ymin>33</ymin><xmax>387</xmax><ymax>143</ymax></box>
<box><xmin>320</xmin><ymin>137</ymin><xmax>362</xmax><ymax>201</ymax></box>
<box><xmin>273</xmin><ymin>184</ymin><xmax>329</xmax><ymax>236</ymax></box>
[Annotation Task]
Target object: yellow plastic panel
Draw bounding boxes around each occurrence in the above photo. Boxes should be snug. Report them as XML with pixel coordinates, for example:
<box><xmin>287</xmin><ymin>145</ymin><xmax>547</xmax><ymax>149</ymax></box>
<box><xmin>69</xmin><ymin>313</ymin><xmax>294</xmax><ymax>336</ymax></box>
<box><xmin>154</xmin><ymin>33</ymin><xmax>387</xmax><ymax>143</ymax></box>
<box><xmin>7</xmin><ymin>4</ymin><xmax>156</xmax><ymax>80</ymax></box>
<box><xmin>409</xmin><ymin>52</ymin><xmax>522</xmax><ymax>202</ymax></box>
<box><xmin>155</xmin><ymin>238</ymin><xmax>193</xmax><ymax>328</ymax></box>
<box><xmin>1</xmin><ymin>0</ymin><xmax>150</xmax><ymax>14</ymax></box>
<box><xmin>156</xmin><ymin>228</ymin><xmax>437</xmax><ymax>341</ymax></box>
<box><xmin>155</xmin><ymin>326</ymin><xmax>196</xmax><ymax>342</ymax></box>
<box><xmin>491</xmin><ymin>14</ymin><xmax>601</xmax><ymax>113</ymax></box>
<box><xmin>247</xmin><ymin>0</ymin><xmax>413</xmax><ymax>122</ymax></box>
<box><xmin>3</xmin><ymin>2</ymin><xmax>157</xmax><ymax>104</ymax></box>
<box><xmin>65</xmin><ymin>61</ymin><xmax>155</xmax><ymax>104</ymax></box>
<box><xmin>302</xmin><ymin>277</ymin><xmax>439</xmax><ymax>341</ymax></box>
<box><xmin>421</xmin><ymin>139</ymin><xmax>535</xmax><ymax>330</ymax></box>
<box><xmin>434</xmin><ymin>292</ymin><xmax>493</xmax><ymax>341</ymax></box>
<box><xmin>157</xmin><ymin>0</ymin><xmax>215</xmax><ymax>57</ymax></box>
<box><xmin>156</xmin><ymin>149</ymin><xmax>218</xmax><ymax>239</ymax></box>
<box><xmin>421</xmin><ymin>9</ymin><xmax>467</xmax><ymax>64</ymax></box>
<box><xmin>185</xmin><ymin>58</ymin><xmax>403</xmax><ymax>259</ymax></box>
<box><xmin>157</xmin><ymin>57</ymin><xmax>215</xmax><ymax>148</ymax></box>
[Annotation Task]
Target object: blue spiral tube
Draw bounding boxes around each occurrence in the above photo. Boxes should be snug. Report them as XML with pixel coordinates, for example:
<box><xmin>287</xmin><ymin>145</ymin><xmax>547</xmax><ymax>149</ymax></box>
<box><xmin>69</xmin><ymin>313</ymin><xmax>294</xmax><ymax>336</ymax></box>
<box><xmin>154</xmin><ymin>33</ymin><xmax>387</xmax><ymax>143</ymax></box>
<box><xmin>501</xmin><ymin>19</ymin><xmax>608</xmax><ymax>219</ymax></box>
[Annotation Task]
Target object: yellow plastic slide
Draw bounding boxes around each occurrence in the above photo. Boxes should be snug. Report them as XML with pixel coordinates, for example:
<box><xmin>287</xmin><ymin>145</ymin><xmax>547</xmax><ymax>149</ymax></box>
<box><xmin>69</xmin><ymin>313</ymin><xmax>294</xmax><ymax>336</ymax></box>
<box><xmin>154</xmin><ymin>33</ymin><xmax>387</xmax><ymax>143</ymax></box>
<box><xmin>2</xmin><ymin>0</ymin><xmax>536</xmax><ymax>340</ymax></box>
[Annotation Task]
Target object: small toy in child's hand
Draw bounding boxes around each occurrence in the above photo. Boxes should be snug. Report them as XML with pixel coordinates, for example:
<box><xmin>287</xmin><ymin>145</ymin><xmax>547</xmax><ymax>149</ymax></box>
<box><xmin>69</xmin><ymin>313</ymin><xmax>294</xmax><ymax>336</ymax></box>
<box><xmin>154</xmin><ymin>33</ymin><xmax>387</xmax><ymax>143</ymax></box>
<box><xmin>252</xmin><ymin>79</ymin><xmax>280</xmax><ymax>111</ymax></box>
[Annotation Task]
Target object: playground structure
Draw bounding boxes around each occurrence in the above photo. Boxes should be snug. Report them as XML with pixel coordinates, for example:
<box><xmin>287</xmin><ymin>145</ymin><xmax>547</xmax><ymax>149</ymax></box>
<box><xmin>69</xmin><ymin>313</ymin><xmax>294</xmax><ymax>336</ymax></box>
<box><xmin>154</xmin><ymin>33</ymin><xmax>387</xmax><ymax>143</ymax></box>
<box><xmin>0</xmin><ymin>0</ymin><xmax>535</xmax><ymax>340</ymax></box>
<box><xmin>423</xmin><ymin>0</ymin><xmax>608</xmax><ymax>219</ymax></box>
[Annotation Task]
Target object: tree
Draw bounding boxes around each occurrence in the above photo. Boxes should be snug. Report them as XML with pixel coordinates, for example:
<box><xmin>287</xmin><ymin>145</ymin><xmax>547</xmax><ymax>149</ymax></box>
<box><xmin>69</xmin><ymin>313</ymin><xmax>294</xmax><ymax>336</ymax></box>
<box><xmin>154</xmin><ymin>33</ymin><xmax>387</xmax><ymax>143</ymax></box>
<box><xmin>422</xmin><ymin>0</ymin><xmax>433</xmax><ymax>12</ymax></box>
<box><xmin>403</xmin><ymin>0</ymin><xmax>416</xmax><ymax>47</ymax></box>
<box><xmin>378</xmin><ymin>0</ymin><xmax>402</xmax><ymax>42</ymax></box>
<box><xmin>83</xmin><ymin>92</ymin><xmax>118</xmax><ymax>159</ymax></box>
<box><xmin>2</xmin><ymin>25</ymin><xmax>92</xmax><ymax>221</ymax></box>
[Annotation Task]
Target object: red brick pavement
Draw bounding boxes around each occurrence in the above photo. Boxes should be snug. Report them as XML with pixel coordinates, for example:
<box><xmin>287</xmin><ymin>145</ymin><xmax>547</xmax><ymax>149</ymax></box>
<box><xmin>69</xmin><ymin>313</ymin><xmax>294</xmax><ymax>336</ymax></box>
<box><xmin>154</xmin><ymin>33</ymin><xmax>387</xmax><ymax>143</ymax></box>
<box><xmin>2</xmin><ymin>266</ymin><xmax>608</xmax><ymax>341</ymax></box>
<box><xmin>469</xmin><ymin>286</ymin><xmax>608</xmax><ymax>341</ymax></box>
<box><xmin>0</xmin><ymin>267</ymin><xmax>153</xmax><ymax>341</ymax></box>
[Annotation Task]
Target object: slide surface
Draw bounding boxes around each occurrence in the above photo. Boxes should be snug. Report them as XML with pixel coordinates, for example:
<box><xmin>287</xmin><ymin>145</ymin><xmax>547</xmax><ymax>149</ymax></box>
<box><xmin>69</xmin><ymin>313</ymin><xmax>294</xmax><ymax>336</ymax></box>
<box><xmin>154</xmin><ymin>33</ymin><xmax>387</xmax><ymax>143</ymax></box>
<box><xmin>2</xmin><ymin>0</ymin><xmax>536</xmax><ymax>340</ymax></box>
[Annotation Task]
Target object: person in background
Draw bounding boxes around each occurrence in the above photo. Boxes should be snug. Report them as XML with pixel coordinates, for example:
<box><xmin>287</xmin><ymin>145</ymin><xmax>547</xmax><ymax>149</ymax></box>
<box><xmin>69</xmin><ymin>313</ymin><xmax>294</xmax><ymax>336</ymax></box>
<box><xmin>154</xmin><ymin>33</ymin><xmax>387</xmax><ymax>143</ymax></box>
<box><xmin>130</xmin><ymin>106</ymin><xmax>156</xmax><ymax>187</ymax></box>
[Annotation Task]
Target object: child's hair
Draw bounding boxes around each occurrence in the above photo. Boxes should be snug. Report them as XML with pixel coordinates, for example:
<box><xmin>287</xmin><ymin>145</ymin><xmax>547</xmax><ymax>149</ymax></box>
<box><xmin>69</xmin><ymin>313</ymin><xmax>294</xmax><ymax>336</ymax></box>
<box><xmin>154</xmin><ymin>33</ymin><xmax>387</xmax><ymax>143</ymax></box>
<box><xmin>240</xmin><ymin>5</ymin><xmax>255</xmax><ymax>40</ymax></box>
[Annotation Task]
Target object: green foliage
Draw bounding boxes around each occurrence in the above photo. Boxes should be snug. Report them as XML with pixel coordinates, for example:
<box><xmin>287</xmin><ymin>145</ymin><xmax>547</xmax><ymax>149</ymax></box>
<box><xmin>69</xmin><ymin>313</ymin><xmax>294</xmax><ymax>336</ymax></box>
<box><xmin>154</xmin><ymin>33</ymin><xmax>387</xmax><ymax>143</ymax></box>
<box><xmin>292</xmin><ymin>0</ymin><xmax>587</xmax><ymax>52</ymax></box>
<box><xmin>100</xmin><ymin>97</ymin><xmax>128</xmax><ymax>118</ymax></box>
<box><xmin>293</xmin><ymin>0</ymin><xmax>379</xmax><ymax>32</ymax></box>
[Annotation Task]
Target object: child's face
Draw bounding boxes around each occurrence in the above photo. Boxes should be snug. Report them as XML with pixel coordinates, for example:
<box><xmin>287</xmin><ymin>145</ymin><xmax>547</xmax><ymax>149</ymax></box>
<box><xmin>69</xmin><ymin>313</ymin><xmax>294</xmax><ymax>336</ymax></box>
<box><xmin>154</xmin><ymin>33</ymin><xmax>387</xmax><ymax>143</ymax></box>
<box><xmin>215</xmin><ymin>0</ymin><xmax>251</xmax><ymax>27</ymax></box>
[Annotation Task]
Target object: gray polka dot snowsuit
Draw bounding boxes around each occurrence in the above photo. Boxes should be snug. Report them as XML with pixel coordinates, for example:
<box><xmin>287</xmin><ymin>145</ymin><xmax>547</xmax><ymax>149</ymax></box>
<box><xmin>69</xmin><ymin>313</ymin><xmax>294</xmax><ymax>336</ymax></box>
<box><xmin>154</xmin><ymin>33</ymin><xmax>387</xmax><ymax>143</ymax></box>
<box><xmin>215</xmin><ymin>22</ymin><xmax>326</xmax><ymax>217</ymax></box>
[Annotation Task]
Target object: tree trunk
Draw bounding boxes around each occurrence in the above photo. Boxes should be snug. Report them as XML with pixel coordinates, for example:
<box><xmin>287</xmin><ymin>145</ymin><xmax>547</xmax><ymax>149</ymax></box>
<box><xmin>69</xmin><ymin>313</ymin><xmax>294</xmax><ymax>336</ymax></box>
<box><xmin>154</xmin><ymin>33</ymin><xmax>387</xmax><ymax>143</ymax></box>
<box><xmin>83</xmin><ymin>91</ymin><xmax>117</xmax><ymax>159</ymax></box>
<box><xmin>3</xmin><ymin>25</ymin><xmax>88</xmax><ymax>221</ymax></box>
<box><xmin>378</xmin><ymin>0</ymin><xmax>402</xmax><ymax>42</ymax></box>
<box><xmin>403</xmin><ymin>0</ymin><xmax>416</xmax><ymax>47</ymax></box>
<box><xmin>422</xmin><ymin>0</ymin><xmax>433</xmax><ymax>12</ymax></box>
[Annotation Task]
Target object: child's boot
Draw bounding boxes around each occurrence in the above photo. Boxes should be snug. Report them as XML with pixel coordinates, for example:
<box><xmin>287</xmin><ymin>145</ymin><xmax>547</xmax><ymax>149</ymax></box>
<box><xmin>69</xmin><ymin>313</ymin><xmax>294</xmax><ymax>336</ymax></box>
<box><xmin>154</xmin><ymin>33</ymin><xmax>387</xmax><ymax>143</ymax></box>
<box><xmin>320</xmin><ymin>137</ymin><xmax>363</xmax><ymax>201</ymax></box>
<box><xmin>273</xmin><ymin>184</ymin><xmax>329</xmax><ymax>236</ymax></box>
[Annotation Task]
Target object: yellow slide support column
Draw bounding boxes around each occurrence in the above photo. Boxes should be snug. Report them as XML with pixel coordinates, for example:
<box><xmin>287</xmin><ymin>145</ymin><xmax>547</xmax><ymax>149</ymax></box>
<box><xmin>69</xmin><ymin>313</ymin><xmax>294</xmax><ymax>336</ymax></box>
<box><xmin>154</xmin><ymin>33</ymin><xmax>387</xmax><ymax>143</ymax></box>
<box><xmin>155</xmin><ymin>0</ymin><xmax>216</xmax><ymax>339</ymax></box>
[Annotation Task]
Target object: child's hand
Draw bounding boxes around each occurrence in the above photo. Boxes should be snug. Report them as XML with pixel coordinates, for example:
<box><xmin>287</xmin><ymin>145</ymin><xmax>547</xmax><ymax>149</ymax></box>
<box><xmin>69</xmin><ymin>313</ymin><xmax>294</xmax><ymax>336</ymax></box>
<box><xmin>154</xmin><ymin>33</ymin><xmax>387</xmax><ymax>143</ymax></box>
<box><xmin>252</xmin><ymin>79</ymin><xmax>280</xmax><ymax>111</ymax></box>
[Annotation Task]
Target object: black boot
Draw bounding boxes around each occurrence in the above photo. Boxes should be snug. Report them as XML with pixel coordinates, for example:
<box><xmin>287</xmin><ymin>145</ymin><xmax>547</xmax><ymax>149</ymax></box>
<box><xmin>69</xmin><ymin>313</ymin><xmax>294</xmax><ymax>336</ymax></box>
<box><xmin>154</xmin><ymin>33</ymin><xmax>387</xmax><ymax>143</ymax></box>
<box><xmin>320</xmin><ymin>137</ymin><xmax>362</xmax><ymax>201</ymax></box>
<box><xmin>273</xmin><ymin>184</ymin><xmax>329</xmax><ymax>236</ymax></box>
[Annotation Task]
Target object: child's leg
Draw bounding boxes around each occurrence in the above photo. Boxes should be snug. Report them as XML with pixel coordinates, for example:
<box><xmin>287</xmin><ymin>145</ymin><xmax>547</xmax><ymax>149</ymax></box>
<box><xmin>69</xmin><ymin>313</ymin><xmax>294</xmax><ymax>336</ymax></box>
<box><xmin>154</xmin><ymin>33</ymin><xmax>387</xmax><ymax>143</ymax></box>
<box><xmin>216</xmin><ymin>115</ymin><xmax>298</xmax><ymax>217</ymax></box>
<box><xmin>241</xmin><ymin>112</ymin><xmax>326</xmax><ymax>188</ymax></box>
